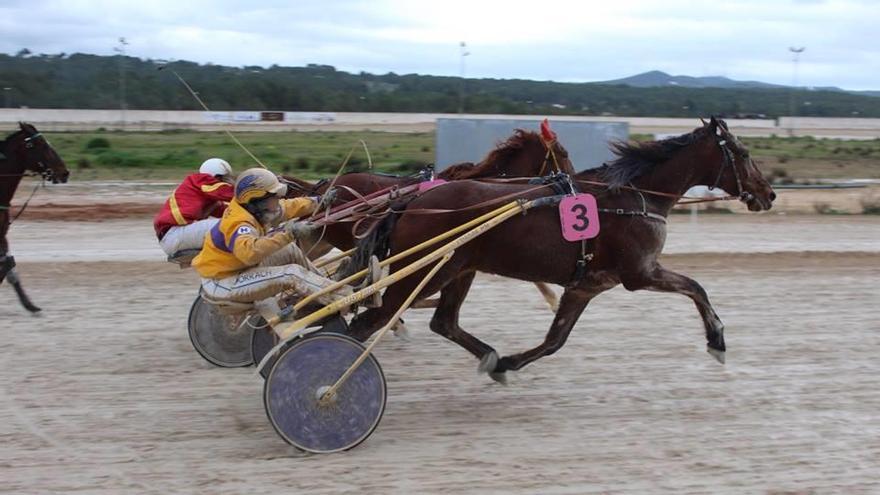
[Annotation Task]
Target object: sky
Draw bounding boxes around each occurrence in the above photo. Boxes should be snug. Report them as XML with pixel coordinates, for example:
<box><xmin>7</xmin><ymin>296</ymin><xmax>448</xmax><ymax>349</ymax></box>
<box><xmin>1</xmin><ymin>0</ymin><xmax>878</xmax><ymax>90</ymax></box>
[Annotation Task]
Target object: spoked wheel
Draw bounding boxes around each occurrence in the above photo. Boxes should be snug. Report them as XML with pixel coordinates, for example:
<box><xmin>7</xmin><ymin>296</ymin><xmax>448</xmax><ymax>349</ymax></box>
<box><xmin>187</xmin><ymin>294</ymin><xmax>255</xmax><ymax>367</ymax></box>
<box><xmin>263</xmin><ymin>333</ymin><xmax>387</xmax><ymax>453</ymax></box>
<box><xmin>251</xmin><ymin>314</ymin><xmax>348</xmax><ymax>379</ymax></box>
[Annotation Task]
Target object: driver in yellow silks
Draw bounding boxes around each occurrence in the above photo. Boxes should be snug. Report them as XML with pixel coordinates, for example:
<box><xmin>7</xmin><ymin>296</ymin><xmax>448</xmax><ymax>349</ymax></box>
<box><xmin>193</xmin><ymin>168</ymin><xmax>352</xmax><ymax>308</ymax></box>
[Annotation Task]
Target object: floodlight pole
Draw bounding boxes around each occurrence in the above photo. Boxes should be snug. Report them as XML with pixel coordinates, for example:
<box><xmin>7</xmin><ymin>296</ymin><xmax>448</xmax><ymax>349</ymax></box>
<box><xmin>458</xmin><ymin>41</ymin><xmax>470</xmax><ymax>114</ymax></box>
<box><xmin>788</xmin><ymin>46</ymin><xmax>805</xmax><ymax>136</ymax></box>
<box><xmin>114</xmin><ymin>37</ymin><xmax>129</xmax><ymax>129</ymax></box>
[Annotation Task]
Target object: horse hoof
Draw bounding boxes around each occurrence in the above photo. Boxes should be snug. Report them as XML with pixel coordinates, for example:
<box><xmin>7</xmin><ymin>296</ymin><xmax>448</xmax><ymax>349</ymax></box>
<box><xmin>489</xmin><ymin>371</ymin><xmax>508</xmax><ymax>385</ymax></box>
<box><xmin>478</xmin><ymin>351</ymin><xmax>498</xmax><ymax>374</ymax></box>
<box><xmin>707</xmin><ymin>347</ymin><xmax>726</xmax><ymax>364</ymax></box>
<box><xmin>392</xmin><ymin>322</ymin><xmax>411</xmax><ymax>342</ymax></box>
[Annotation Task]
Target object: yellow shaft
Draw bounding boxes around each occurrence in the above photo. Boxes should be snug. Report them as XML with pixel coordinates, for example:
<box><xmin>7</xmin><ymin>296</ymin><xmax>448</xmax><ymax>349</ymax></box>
<box><xmin>320</xmin><ymin>252</ymin><xmax>454</xmax><ymax>403</ymax></box>
<box><xmin>293</xmin><ymin>200</ymin><xmax>521</xmax><ymax>311</ymax></box>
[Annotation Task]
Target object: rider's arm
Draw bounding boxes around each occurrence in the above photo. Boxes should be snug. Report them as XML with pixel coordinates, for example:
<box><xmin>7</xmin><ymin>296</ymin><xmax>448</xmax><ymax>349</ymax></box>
<box><xmin>230</xmin><ymin>224</ymin><xmax>293</xmax><ymax>266</ymax></box>
<box><xmin>280</xmin><ymin>197</ymin><xmax>318</xmax><ymax>221</ymax></box>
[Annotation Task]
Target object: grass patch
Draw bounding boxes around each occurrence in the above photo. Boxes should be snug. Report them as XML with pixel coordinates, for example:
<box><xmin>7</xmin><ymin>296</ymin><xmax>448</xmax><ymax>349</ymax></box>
<box><xmin>35</xmin><ymin>130</ymin><xmax>880</xmax><ymax>181</ymax></box>
<box><xmin>45</xmin><ymin>130</ymin><xmax>435</xmax><ymax>180</ymax></box>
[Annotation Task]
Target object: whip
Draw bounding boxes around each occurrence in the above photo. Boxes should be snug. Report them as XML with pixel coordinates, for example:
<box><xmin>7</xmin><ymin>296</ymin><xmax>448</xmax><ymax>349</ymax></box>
<box><xmin>157</xmin><ymin>64</ymin><xmax>268</xmax><ymax>169</ymax></box>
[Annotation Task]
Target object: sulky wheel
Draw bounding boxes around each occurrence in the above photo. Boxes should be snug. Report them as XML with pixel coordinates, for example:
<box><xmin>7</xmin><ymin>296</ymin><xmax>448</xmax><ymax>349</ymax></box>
<box><xmin>263</xmin><ymin>333</ymin><xmax>387</xmax><ymax>453</ymax></box>
<box><xmin>251</xmin><ymin>314</ymin><xmax>348</xmax><ymax>379</ymax></box>
<box><xmin>187</xmin><ymin>294</ymin><xmax>255</xmax><ymax>367</ymax></box>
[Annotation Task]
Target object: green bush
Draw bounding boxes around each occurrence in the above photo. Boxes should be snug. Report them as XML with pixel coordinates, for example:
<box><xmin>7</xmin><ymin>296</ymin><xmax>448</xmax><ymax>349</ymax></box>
<box><xmin>94</xmin><ymin>150</ymin><xmax>148</xmax><ymax>167</ymax></box>
<box><xmin>396</xmin><ymin>159</ymin><xmax>429</xmax><ymax>173</ymax></box>
<box><xmin>813</xmin><ymin>202</ymin><xmax>847</xmax><ymax>215</ymax></box>
<box><xmin>85</xmin><ymin>137</ymin><xmax>111</xmax><ymax>150</ymax></box>
<box><xmin>861</xmin><ymin>195</ymin><xmax>880</xmax><ymax>215</ymax></box>
<box><xmin>702</xmin><ymin>205</ymin><xmax>734</xmax><ymax>214</ymax></box>
<box><xmin>315</xmin><ymin>159</ymin><xmax>340</xmax><ymax>174</ymax></box>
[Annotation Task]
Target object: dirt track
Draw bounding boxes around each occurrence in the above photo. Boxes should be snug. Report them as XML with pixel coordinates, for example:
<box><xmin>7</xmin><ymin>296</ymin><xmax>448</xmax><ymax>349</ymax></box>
<box><xmin>1</xmin><ymin>215</ymin><xmax>879</xmax><ymax>493</ymax></box>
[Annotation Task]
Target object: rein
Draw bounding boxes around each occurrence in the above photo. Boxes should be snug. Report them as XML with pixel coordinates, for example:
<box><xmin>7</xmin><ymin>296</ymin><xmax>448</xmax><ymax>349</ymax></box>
<box><xmin>0</xmin><ymin>179</ymin><xmax>44</xmax><ymax>223</ymax></box>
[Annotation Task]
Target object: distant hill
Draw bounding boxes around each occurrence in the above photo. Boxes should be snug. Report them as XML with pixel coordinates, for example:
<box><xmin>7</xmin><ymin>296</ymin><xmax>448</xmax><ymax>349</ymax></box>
<box><xmin>599</xmin><ymin>70</ymin><xmax>878</xmax><ymax>98</ymax></box>
<box><xmin>599</xmin><ymin>70</ymin><xmax>784</xmax><ymax>90</ymax></box>
<box><xmin>1</xmin><ymin>51</ymin><xmax>879</xmax><ymax>117</ymax></box>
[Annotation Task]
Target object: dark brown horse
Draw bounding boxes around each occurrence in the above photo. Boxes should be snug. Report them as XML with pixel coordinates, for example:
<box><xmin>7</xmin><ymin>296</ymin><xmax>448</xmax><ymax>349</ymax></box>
<box><xmin>347</xmin><ymin>117</ymin><xmax>776</xmax><ymax>382</ymax></box>
<box><xmin>1</xmin><ymin>123</ymin><xmax>70</xmax><ymax>312</ymax></box>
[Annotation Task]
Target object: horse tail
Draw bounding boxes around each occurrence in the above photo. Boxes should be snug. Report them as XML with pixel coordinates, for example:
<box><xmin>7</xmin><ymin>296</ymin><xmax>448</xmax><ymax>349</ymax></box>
<box><xmin>337</xmin><ymin>212</ymin><xmax>400</xmax><ymax>280</ymax></box>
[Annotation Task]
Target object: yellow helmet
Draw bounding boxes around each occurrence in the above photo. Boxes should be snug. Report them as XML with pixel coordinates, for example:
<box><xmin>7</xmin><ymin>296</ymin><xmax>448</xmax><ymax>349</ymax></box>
<box><xmin>234</xmin><ymin>168</ymin><xmax>286</xmax><ymax>204</ymax></box>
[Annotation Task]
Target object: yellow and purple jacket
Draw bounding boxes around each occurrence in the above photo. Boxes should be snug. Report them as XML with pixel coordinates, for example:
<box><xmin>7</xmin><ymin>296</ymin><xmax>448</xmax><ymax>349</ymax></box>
<box><xmin>192</xmin><ymin>197</ymin><xmax>317</xmax><ymax>279</ymax></box>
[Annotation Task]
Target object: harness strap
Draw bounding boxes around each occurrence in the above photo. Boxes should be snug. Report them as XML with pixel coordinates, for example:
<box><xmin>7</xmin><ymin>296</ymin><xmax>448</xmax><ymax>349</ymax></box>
<box><xmin>598</xmin><ymin>208</ymin><xmax>667</xmax><ymax>224</ymax></box>
<box><xmin>390</xmin><ymin>183</ymin><xmax>554</xmax><ymax>216</ymax></box>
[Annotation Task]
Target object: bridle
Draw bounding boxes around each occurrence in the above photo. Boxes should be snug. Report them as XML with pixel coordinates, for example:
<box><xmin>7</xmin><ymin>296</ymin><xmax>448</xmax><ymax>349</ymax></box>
<box><xmin>709</xmin><ymin>132</ymin><xmax>754</xmax><ymax>204</ymax></box>
<box><xmin>0</xmin><ymin>131</ymin><xmax>57</xmax><ymax>182</ymax></box>
<box><xmin>538</xmin><ymin>137</ymin><xmax>563</xmax><ymax>176</ymax></box>
<box><xmin>0</xmin><ymin>130</ymin><xmax>60</xmax><ymax>223</ymax></box>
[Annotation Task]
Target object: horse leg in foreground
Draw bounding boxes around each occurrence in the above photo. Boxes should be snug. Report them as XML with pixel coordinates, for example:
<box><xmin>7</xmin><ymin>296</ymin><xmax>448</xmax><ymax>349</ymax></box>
<box><xmin>624</xmin><ymin>264</ymin><xmax>726</xmax><ymax>363</ymax></box>
<box><xmin>488</xmin><ymin>286</ymin><xmax>598</xmax><ymax>383</ymax></box>
<box><xmin>5</xmin><ymin>267</ymin><xmax>41</xmax><ymax>313</ymax></box>
<box><xmin>428</xmin><ymin>271</ymin><xmax>499</xmax><ymax>363</ymax></box>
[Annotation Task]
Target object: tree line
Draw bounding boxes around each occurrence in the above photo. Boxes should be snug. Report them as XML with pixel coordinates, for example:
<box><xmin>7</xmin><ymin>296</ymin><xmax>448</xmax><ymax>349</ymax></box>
<box><xmin>2</xmin><ymin>50</ymin><xmax>879</xmax><ymax>118</ymax></box>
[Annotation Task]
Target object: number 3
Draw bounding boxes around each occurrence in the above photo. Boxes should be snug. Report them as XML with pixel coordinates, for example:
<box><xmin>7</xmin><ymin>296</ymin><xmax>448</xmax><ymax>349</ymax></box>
<box><xmin>570</xmin><ymin>203</ymin><xmax>590</xmax><ymax>231</ymax></box>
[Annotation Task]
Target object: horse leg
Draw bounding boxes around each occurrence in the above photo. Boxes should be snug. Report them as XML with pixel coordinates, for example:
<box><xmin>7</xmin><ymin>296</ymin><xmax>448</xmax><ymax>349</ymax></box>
<box><xmin>534</xmin><ymin>282</ymin><xmax>558</xmax><ymax>311</ymax></box>
<box><xmin>2</xmin><ymin>252</ymin><xmax>41</xmax><ymax>312</ymax></box>
<box><xmin>5</xmin><ymin>267</ymin><xmax>41</xmax><ymax>313</ymax></box>
<box><xmin>625</xmin><ymin>264</ymin><xmax>726</xmax><ymax>363</ymax></box>
<box><xmin>0</xmin><ymin>252</ymin><xmax>9</xmax><ymax>285</ymax></box>
<box><xmin>428</xmin><ymin>271</ymin><xmax>500</xmax><ymax>371</ymax></box>
<box><xmin>414</xmin><ymin>281</ymin><xmax>557</xmax><ymax>313</ymax></box>
<box><xmin>346</xmin><ymin>306</ymin><xmax>395</xmax><ymax>342</ymax></box>
<box><xmin>491</xmin><ymin>287</ymin><xmax>596</xmax><ymax>383</ymax></box>
<box><xmin>346</xmin><ymin>261</ymin><xmax>460</xmax><ymax>342</ymax></box>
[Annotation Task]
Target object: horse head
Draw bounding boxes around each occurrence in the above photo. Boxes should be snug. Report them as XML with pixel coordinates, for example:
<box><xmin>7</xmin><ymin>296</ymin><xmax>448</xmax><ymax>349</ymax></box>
<box><xmin>6</xmin><ymin>122</ymin><xmax>69</xmax><ymax>184</ymax></box>
<box><xmin>701</xmin><ymin>116</ymin><xmax>775</xmax><ymax>211</ymax></box>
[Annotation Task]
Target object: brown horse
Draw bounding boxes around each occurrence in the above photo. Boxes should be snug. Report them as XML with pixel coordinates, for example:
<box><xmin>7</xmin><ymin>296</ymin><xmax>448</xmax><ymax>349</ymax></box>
<box><xmin>283</xmin><ymin>129</ymin><xmax>574</xmax><ymax>312</ymax></box>
<box><xmin>347</xmin><ymin>117</ymin><xmax>776</xmax><ymax>382</ymax></box>
<box><xmin>1</xmin><ymin>122</ymin><xmax>70</xmax><ymax>312</ymax></box>
<box><xmin>282</xmin><ymin>128</ymin><xmax>574</xmax><ymax>252</ymax></box>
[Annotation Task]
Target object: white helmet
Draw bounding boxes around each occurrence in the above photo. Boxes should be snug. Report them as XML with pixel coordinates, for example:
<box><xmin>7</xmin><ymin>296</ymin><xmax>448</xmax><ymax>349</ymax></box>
<box><xmin>199</xmin><ymin>158</ymin><xmax>233</xmax><ymax>177</ymax></box>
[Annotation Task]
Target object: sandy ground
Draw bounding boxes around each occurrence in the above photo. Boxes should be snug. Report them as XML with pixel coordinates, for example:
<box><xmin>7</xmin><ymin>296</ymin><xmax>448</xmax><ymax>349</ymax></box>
<box><xmin>1</xmin><ymin>213</ymin><xmax>879</xmax><ymax>493</ymax></box>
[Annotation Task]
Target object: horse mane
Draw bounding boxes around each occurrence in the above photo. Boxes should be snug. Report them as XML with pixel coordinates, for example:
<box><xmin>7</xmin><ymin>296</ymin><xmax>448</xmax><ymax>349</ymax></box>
<box><xmin>591</xmin><ymin>126</ymin><xmax>709</xmax><ymax>188</ymax></box>
<box><xmin>437</xmin><ymin>162</ymin><xmax>476</xmax><ymax>180</ymax></box>
<box><xmin>439</xmin><ymin>129</ymin><xmax>542</xmax><ymax>180</ymax></box>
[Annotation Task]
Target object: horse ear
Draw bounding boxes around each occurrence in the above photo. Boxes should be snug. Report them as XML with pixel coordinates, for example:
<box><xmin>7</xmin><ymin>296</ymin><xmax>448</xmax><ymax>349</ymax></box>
<box><xmin>708</xmin><ymin>116</ymin><xmax>721</xmax><ymax>136</ymax></box>
<box><xmin>700</xmin><ymin>117</ymin><xmax>708</xmax><ymax>127</ymax></box>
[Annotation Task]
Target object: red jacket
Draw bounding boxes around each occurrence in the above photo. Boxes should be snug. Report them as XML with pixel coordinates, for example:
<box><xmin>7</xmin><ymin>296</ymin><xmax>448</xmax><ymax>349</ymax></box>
<box><xmin>153</xmin><ymin>173</ymin><xmax>234</xmax><ymax>239</ymax></box>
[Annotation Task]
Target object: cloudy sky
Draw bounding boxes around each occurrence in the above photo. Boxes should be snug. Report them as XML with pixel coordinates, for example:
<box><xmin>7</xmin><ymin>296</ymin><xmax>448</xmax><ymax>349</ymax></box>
<box><xmin>1</xmin><ymin>0</ymin><xmax>877</xmax><ymax>90</ymax></box>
